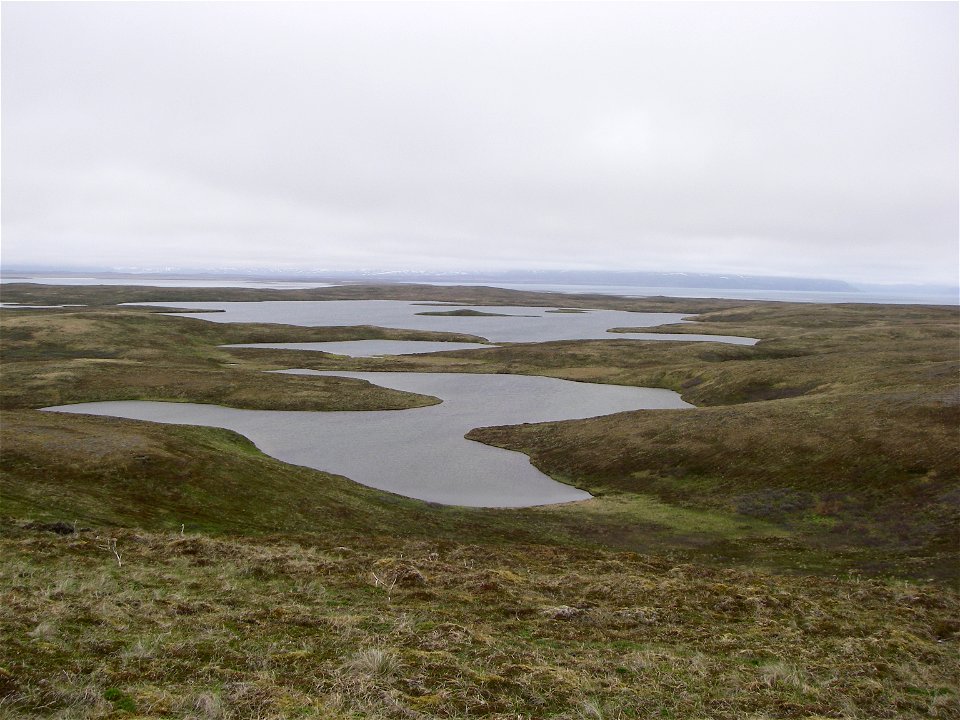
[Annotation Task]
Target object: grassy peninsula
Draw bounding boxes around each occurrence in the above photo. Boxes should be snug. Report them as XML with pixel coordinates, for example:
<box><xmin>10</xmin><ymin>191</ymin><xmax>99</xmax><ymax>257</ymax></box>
<box><xmin>1</xmin><ymin>283</ymin><xmax>957</xmax><ymax>719</ymax></box>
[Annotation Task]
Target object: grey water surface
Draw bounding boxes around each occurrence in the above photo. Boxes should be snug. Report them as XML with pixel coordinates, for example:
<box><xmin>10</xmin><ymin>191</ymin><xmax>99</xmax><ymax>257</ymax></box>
<box><xmin>222</xmin><ymin>340</ymin><xmax>497</xmax><ymax>357</ymax></box>
<box><xmin>131</xmin><ymin>300</ymin><xmax>758</xmax><ymax>346</ymax></box>
<box><xmin>43</xmin><ymin>370</ymin><xmax>692</xmax><ymax>508</ymax></box>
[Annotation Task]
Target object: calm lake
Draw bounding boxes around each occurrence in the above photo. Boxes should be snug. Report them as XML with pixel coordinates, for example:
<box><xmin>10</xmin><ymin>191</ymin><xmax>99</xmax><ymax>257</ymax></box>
<box><xmin>135</xmin><ymin>300</ymin><xmax>759</xmax><ymax>347</ymax></box>
<box><xmin>43</xmin><ymin>371</ymin><xmax>692</xmax><ymax>507</ymax></box>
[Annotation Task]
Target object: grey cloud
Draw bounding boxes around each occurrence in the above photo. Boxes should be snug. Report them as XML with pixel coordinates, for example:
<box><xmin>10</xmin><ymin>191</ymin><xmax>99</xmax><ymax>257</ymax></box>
<box><xmin>2</xmin><ymin>2</ymin><xmax>957</xmax><ymax>282</ymax></box>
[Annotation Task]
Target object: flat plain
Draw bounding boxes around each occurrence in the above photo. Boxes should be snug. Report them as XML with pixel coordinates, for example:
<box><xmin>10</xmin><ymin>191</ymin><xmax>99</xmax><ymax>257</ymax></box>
<box><xmin>1</xmin><ymin>283</ymin><xmax>957</xmax><ymax>719</ymax></box>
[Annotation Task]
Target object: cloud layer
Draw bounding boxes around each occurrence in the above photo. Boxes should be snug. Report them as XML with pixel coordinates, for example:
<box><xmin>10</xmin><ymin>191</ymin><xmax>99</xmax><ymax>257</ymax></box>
<box><xmin>2</xmin><ymin>2</ymin><xmax>957</xmax><ymax>282</ymax></box>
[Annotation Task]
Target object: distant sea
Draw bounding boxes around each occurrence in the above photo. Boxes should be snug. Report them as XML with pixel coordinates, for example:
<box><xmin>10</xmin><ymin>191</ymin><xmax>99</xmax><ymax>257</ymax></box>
<box><xmin>0</xmin><ymin>275</ymin><xmax>956</xmax><ymax>305</ymax></box>
<box><xmin>418</xmin><ymin>282</ymin><xmax>960</xmax><ymax>306</ymax></box>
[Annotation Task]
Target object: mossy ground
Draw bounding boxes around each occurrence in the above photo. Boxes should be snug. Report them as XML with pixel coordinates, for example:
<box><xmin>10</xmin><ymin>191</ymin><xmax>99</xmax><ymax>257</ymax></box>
<box><xmin>1</xmin><ymin>284</ymin><xmax>957</xmax><ymax>718</ymax></box>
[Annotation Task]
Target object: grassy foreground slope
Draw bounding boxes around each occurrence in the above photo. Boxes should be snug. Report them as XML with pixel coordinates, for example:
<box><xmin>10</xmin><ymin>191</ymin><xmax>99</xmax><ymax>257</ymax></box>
<box><xmin>4</xmin><ymin>523</ymin><xmax>958</xmax><ymax>719</ymax></box>
<box><xmin>1</xmin><ymin>284</ymin><xmax>958</xmax><ymax>718</ymax></box>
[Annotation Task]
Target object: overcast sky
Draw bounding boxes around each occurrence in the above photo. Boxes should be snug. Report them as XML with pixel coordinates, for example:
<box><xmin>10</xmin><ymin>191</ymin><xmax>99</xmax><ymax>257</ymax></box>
<box><xmin>2</xmin><ymin>2</ymin><xmax>957</xmax><ymax>283</ymax></box>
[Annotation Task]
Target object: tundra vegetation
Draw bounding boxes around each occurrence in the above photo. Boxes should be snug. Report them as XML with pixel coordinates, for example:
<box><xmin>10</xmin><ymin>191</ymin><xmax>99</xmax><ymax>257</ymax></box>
<box><xmin>1</xmin><ymin>283</ymin><xmax>957</xmax><ymax>719</ymax></box>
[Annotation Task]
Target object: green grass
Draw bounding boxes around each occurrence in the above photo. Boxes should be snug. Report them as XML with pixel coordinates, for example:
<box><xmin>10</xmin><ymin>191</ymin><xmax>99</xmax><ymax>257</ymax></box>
<box><xmin>3</xmin><ymin>523</ymin><xmax>958</xmax><ymax>719</ymax></box>
<box><xmin>1</xmin><ymin>284</ymin><xmax>958</xmax><ymax>717</ymax></box>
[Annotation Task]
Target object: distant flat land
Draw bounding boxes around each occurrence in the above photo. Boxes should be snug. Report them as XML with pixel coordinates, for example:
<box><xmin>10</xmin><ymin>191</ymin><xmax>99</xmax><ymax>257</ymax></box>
<box><xmin>1</xmin><ymin>283</ymin><xmax>957</xmax><ymax>718</ymax></box>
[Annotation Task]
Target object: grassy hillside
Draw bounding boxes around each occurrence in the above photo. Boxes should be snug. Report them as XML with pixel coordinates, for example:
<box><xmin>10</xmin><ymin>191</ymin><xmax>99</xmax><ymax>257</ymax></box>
<box><xmin>218</xmin><ymin>298</ymin><xmax>960</xmax><ymax>579</ymax></box>
<box><xmin>1</xmin><ymin>284</ymin><xmax>958</xmax><ymax>718</ymax></box>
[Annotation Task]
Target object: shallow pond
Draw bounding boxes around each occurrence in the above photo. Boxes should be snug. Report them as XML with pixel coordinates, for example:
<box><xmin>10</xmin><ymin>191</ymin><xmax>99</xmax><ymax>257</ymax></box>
<box><xmin>43</xmin><ymin>371</ymin><xmax>692</xmax><ymax>507</ymax></box>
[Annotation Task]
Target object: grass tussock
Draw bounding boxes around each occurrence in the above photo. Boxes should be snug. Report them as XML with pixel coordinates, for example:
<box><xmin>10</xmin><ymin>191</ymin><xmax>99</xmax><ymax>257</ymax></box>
<box><xmin>1</xmin><ymin>522</ymin><xmax>957</xmax><ymax>719</ymax></box>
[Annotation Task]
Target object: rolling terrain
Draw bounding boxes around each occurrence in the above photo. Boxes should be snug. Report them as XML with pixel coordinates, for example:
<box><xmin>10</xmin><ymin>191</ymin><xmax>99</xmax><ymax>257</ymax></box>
<box><xmin>1</xmin><ymin>283</ymin><xmax>957</xmax><ymax>718</ymax></box>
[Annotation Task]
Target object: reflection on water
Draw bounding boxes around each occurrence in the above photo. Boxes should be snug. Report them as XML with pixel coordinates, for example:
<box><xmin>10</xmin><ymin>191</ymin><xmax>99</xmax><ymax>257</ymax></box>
<box><xmin>43</xmin><ymin>371</ymin><xmax>692</xmax><ymax>508</ymax></box>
